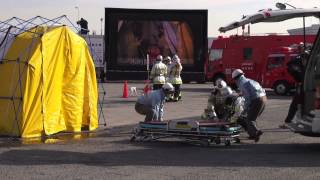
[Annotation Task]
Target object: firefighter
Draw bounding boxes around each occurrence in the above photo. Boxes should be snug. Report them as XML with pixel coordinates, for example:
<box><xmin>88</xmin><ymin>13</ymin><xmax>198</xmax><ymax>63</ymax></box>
<box><xmin>76</xmin><ymin>18</ymin><xmax>89</xmax><ymax>35</ymax></box>
<box><xmin>232</xmin><ymin>69</ymin><xmax>267</xmax><ymax>142</ymax></box>
<box><xmin>163</xmin><ymin>56</ymin><xmax>173</xmax><ymax>82</ymax></box>
<box><xmin>279</xmin><ymin>45</ymin><xmax>310</xmax><ymax>128</ymax></box>
<box><xmin>135</xmin><ymin>83</ymin><xmax>174</xmax><ymax>122</ymax></box>
<box><xmin>150</xmin><ymin>55</ymin><xmax>167</xmax><ymax>90</ymax></box>
<box><xmin>225</xmin><ymin>94</ymin><xmax>246</xmax><ymax>126</ymax></box>
<box><xmin>201</xmin><ymin>79</ymin><xmax>233</xmax><ymax>120</ymax></box>
<box><xmin>169</xmin><ymin>54</ymin><xmax>183</xmax><ymax>101</ymax></box>
<box><xmin>163</xmin><ymin>56</ymin><xmax>174</xmax><ymax>101</ymax></box>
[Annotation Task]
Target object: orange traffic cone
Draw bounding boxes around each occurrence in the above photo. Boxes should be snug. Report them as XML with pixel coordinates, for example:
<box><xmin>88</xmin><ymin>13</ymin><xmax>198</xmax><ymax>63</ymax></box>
<box><xmin>122</xmin><ymin>80</ymin><xmax>129</xmax><ymax>98</ymax></box>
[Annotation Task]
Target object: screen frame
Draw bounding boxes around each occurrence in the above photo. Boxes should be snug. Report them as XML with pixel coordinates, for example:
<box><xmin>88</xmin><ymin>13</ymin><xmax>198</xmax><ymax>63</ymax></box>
<box><xmin>105</xmin><ymin>8</ymin><xmax>208</xmax><ymax>73</ymax></box>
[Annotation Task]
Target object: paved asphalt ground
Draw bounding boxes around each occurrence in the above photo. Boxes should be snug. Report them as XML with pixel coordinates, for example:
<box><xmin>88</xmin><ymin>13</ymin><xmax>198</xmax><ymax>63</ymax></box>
<box><xmin>1</xmin><ymin>82</ymin><xmax>320</xmax><ymax>180</ymax></box>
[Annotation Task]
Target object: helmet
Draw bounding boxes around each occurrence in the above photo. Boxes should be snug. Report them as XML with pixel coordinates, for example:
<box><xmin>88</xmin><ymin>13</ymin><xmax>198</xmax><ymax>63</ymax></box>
<box><xmin>162</xmin><ymin>83</ymin><xmax>174</xmax><ymax>92</ymax></box>
<box><xmin>172</xmin><ymin>54</ymin><xmax>180</xmax><ymax>63</ymax></box>
<box><xmin>232</xmin><ymin>69</ymin><xmax>244</xmax><ymax>79</ymax></box>
<box><xmin>299</xmin><ymin>42</ymin><xmax>304</xmax><ymax>47</ymax></box>
<box><xmin>165</xmin><ymin>56</ymin><xmax>171</xmax><ymax>61</ymax></box>
<box><xmin>163</xmin><ymin>56</ymin><xmax>172</xmax><ymax>64</ymax></box>
<box><xmin>156</xmin><ymin>55</ymin><xmax>163</xmax><ymax>61</ymax></box>
<box><xmin>216</xmin><ymin>79</ymin><xmax>227</xmax><ymax>88</ymax></box>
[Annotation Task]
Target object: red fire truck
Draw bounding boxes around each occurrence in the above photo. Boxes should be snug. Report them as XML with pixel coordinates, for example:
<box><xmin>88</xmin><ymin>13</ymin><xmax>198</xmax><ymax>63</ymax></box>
<box><xmin>206</xmin><ymin>34</ymin><xmax>316</xmax><ymax>95</ymax></box>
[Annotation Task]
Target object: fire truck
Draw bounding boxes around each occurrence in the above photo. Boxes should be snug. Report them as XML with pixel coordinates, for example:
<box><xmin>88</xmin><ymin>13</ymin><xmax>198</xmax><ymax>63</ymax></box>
<box><xmin>206</xmin><ymin>34</ymin><xmax>316</xmax><ymax>95</ymax></box>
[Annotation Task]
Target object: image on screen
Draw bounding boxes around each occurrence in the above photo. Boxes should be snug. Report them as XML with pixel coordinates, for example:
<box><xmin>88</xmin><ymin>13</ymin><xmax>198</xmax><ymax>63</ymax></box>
<box><xmin>117</xmin><ymin>20</ymin><xmax>194</xmax><ymax>65</ymax></box>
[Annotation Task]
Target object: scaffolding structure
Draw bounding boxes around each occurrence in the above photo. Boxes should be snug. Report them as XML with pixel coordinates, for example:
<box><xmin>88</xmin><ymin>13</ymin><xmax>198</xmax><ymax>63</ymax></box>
<box><xmin>0</xmin><ymin>15</ymin><xmax>106</xmax><ymax>138</ymax></box>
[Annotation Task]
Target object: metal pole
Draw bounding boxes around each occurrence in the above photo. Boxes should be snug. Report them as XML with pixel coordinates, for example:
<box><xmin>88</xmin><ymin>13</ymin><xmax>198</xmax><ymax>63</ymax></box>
<box><xmin>284</xmin><ymin>3</ymin><xmax>296</xmax><ymax>9</ymax></box>
<box><xmin>147</xmin><ymin>54</ymin><xmax>150</xmax><ymax>81</ymax></box>
<box><xmin>303</xmin><ymin>16</ymin><xmax>306</xmax><ymax>49</ymax></box>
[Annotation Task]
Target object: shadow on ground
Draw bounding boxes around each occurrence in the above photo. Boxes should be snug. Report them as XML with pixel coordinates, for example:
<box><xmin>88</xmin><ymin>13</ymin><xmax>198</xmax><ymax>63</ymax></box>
<box><xmin>0</xmin><ymin>141</ymin><xmax>319</xmax><ymax>168</ymax></box>
<box><xmin>0</xmin><ymin>116</ymin><xmax>319</xmax><ymax>168</ymax></box>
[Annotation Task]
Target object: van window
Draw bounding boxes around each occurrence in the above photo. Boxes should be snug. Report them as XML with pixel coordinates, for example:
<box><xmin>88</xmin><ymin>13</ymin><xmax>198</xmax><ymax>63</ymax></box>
<box><xmin>209</xmin><ymin>49</ymin><xmax>223</xmax><ymax>61</ymax></box>
<box><xmin>243</xmin><ymin>48</ymin><xmax>252</xmax><ymax>60</ymax></box>
<box><xmin>305</xmin><ymin>53</ymin><xmax>320</xmax><ymax>91</ymax></box>
<box><xmin>267</xmin><ymin>56</ymin><xmax>285</xmax><ymax>70</ymax></box>
<box><xmin>304</xmin><ymin>48</ymin><xmax>320</xmax><ymax>112</ymax></box>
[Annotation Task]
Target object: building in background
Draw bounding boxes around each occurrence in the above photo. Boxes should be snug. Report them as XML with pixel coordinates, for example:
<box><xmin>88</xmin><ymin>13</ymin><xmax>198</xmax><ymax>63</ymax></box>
<box><xmin>287</xmin><ymin>24</ymin><xmax>320</xmax><ymax>35</ymax></box>
<box><xmin>208</xmin><ymin>37</ymin><xmax>216</xmax><ymax>52</ymax></box>
<box><xmin>83</xmin><ymin>35</ymin><xmax>105</xmax><ymax>76</ymax></box>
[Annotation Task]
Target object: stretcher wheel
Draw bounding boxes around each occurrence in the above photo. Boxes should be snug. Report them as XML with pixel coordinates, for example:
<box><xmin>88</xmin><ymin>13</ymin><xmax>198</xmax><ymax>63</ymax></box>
<box><xmin>137</xmin><ymin>129</ymin><xmax>144</xmax><ymax>136</ymax></box>
<box><xmin>224</xmin><ymin>139</ymin><xmax>231</xmax><ymax>146</ymax></box>
<box><xmin>214</xmin><ymin>138</ymin><xmax>221</xmax><ymax>145</ymax></box>
<box><xmin>201</xmin><ymin>140</ymin><xmax>210</xmax><ymax>147</ymax></box>
<box><xmin>130</xmin><ymin>136</ymin><xmax>136</xmax><ymax>142</ymax></box>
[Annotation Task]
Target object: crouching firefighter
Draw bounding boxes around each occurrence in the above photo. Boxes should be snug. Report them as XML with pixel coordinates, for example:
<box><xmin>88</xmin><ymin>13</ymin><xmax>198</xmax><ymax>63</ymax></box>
<box><xmin>201</xmin><ymin>80</ymin><xmax>233</xmax><ymax>120</ymax></box>
<box><xmin>135</xmin><ymin>83</ymin><xmax>175</xmax><ymax>122</ymax></box>
<box><xmin>225</xmin><ymin>95</ymin><xmax>245</xmax><ymax>124</ymax></box>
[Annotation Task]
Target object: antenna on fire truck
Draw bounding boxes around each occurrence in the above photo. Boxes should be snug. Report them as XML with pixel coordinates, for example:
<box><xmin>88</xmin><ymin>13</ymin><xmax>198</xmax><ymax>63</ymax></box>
<box><xmin>242</xmin><ymin>15</ymin><xmax>245</xmax><ymax>36</ymax></box>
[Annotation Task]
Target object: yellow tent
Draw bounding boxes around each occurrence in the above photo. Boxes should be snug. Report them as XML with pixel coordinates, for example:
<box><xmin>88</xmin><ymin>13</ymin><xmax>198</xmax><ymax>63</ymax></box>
<box><xmin>0</xmin><ymin>25</ymin><xmax>98</xmax><ymax>138</ymax></box>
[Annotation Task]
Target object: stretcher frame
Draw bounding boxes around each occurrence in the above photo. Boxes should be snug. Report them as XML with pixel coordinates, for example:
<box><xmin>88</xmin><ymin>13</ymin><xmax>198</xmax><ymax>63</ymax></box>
<box><xmin>130</xmin><ymin>121</ymin><xmax>241</xmax><ymax>146</ymax></box>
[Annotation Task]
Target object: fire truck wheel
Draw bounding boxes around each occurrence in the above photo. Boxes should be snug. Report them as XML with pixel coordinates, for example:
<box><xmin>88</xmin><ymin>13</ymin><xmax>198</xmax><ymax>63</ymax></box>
<box><xmin>273</xmin><ymin>81</ymin><xmax>289</xmax><ymax>95</ymax></box>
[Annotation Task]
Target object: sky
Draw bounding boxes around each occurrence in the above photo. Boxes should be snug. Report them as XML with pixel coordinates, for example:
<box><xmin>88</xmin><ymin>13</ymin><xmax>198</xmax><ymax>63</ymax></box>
<box><xmin>1</xmin><ymin>0</ymin><xmax>320</xmax><ymax>37</ymax></box>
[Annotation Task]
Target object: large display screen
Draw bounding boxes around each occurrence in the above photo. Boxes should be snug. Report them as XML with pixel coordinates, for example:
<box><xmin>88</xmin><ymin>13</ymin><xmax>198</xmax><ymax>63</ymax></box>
<box><xmin>117</xmin><ymin>20</ymin><xmax>194</xmax><ymax>65</ymax></box>
<box><xmin>105</xmin><ymin>8</ymin><xmax>207</xmax><ymax>81</ymax></box>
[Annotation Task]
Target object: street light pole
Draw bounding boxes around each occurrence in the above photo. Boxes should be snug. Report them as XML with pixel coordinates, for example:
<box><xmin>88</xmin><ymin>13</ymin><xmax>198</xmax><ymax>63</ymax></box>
<box><xmin>100</xmin><ymin>18</ymin><xmax>103</xmax><ymax>35</ymax></box>
<box><xmin>75</xmin><ymin>6</ymin><xmax>80</xmax><ymax>22</ymax></box>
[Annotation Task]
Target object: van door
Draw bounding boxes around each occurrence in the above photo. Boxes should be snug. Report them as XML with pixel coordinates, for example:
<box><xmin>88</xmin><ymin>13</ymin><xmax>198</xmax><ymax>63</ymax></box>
<box><xmin>301</xmin><ymin>31</ymin><xmax>320</xmax><ymax>132</ymax></box>
<box><xmin>304</xmin><ymin>44</ymin><xmax>320</xmax><ymax>114</ymax></box>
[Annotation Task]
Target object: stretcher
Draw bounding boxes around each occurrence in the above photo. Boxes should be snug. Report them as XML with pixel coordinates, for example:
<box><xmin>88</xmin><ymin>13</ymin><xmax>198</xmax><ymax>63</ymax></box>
<box><xmin>130</xmin><ymin>119</ymin><xmax>242</xmax><ymax>146</ymax></box>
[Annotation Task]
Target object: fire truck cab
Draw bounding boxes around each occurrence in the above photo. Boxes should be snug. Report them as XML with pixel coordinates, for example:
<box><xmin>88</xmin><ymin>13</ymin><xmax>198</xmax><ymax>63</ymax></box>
<box><xmin>263</xmin><ymin>46</ymin><xmax>298</xmax><ymax>95</ymax></box>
